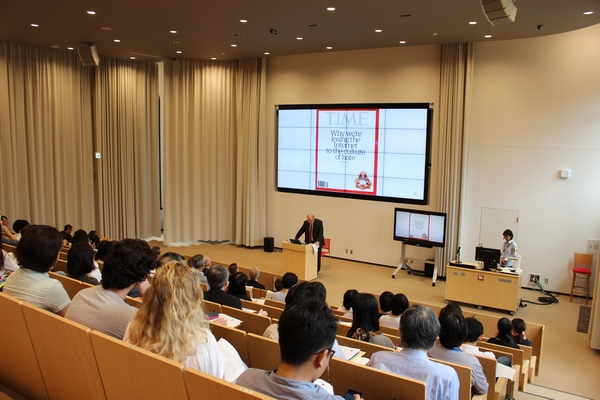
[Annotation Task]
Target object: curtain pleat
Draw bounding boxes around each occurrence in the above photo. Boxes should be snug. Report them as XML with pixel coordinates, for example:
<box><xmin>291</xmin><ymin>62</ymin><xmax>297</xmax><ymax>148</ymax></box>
<box><xmin>93</xmin><ymin>59</ymin><xmax>160</xmax><ymax>240</ymax></box>
<box><xmin>0</xmin><ymin>43</ymin><xmax>95</xmax><ymax>229</ymax></box>
<box><xmin>436</xmin><ymin>43</ymin><xmax>474</xmax><ymax>276</ymax></box>
<box><xmin>163</xmin><ymin>58</ymin><xmax>266</xmax><ymax>246</ymax></box>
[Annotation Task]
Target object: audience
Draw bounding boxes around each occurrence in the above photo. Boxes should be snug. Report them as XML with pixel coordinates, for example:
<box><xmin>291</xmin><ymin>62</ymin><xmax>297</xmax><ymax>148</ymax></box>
<box><xmin>12</xmin><ymin>219</ymin><xmax>30</xmax><ymax>240</ymax></box>
<box><xmin>270</xmin><ymin>272</ymin><xmax>298</xmax><ymax>302</ymax></box>
<box><xmin>488</xmin><ymin>317</ymin><xmax>520</xmax><ymax>349</ymax></box>
<box><xmin>338</xmin><ymin>289</ymin><xmax>358</xmax><ymax>318</ymax></box>
<box><xmin>512</xmin><ymin>318</ymin><xmax>532</xmax><ymax>346</ymax></box>
<box><xmin>71</xmin><ymin>229</ymin><xmax>90</xmax><ymax>245</ymax></box>
<box><xmin>368</xmin><ymin>304</ymin><xmax>459</xmax><ymax>400</ymax></box>
<box><xmin>67</xmin><ymin>242</ymin><xmax>100</xmax><ymax>285</ymax></box>
<box><xmin>188</xmin><ymin>254</ymin><xmax>208</xmax><ymax>284</ymax></box>
<box><xmin>379</xmin><ymin>293</ymin><xmax>409</xmax><ymax>329</ymax></box>
<box><xmin>158</xmin><ymin>251</ymin><xmax>185</xmax><ymax>266</ymax></box>
<box><xmin>428</xmin><ymin>310</ymin><xmax>487</xmax><ymax>395</ymax></box>
<box><xmin>346</xmin><ymin>293</ymin><xmax>394</xmax><ymax>348</ymax></box>
<box><xmin>4</xmin><ymin>225</ymin><xmax>71</xmax><ymax>316</ymax></box>
<box><xmin>228</xmin><ymin>271</ymin><xmax>251</xmax><ymax>301</ymax></box>
<box><xmin>236</xmin><ymin>299</ymin><xmax>359</xmax><ymax>399</ymax></box>
<box><xmin>1</xmin><ymin>215</ymin><xmax>8</xmax><ymax>227</ymax></box>
<box><xmin>0</xmin><ymin>242</ymin><xmax>19</xmax><ymax>281</ymax></box>
<box><xmin>60</xmin><ymin>224</ymin><xmax>73</xmax><ymax>243</ymax></box>
<box><xmin>88</xmin><ymin>232</ymin><xmax>100</xmax><ymax>249</ymax></box>
<box><xmin>125</xmin><ymin>261</ymin><xmax>225</xmax><ymax>378</ymax></box>
<box><xmin>95</xmin><ymin>240</ymin><xmax>114</xmax><ymax>261</ymax></box>
<box><xmin>1</xmin><ymin>222</ymin><xmax>18</xmax><ymax>245</ymax></box>
<box><xmin>379</xmin><ymin>290</ymin><xmax>393</xmax><ymax>315</ymax></box>
<box><xmin>229</xmin><ymin>262</ymin><xmax>239</xmax><ymax>279</ymax></box>
<box><xmin>203</xmin><ymin>264</ymin><xmax>242</xmax><ymax>309</ymax></box>
<box><xmin>151</xmin><ymin>246</ymin><xmax>162</xmax><ymax>260</ymax></box>
<box><xmin>66</xmin><ymin>239</ymin><xmax>154</xmax><ymax>339</ymax></box>
<box><xmin>461</xmin><ymin>317</ymin><xmax>513</xmax><ymax>369</ymax></box>
<box><xmin>246</xmin><ymin>267</ymin><xmax>265</xmax><ymax>289</ymax></box>
<box><xmin>204</xmin><ymin>256</ymin><xmax>212</xmax><ymax>269</ymax></box>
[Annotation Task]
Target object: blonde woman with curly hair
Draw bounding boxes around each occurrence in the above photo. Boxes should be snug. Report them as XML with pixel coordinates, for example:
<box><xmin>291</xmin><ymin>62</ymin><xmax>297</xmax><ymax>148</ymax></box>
<box><xmin>124</xmin><ymin>261</ymin><xmax>225</xmax><ymax>378</ymax></box>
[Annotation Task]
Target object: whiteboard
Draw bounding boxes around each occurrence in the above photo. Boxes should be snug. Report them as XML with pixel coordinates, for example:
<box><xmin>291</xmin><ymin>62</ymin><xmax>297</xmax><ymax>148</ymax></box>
<box><xmin>479</xmin><ymin>208</ymin><xmax>519</xmax><ymax>250</ymax></box>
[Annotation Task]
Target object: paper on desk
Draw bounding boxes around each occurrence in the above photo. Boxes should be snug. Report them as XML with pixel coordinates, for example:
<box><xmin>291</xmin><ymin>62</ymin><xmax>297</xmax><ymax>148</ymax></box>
<box><xmin>339</xmin><ymin>345</ymin><xmax>361</xmax><ymax>361</ymax></box>
<box><xmin>354</xmin><ymin>357</ymin><xmax>370</xmax><ymax>365</ymax></box>
<box><xmin>211</xmin><ymin>313</ymin><xmax>243</xmax><ymax>329</ymax></box>
<box><xmin>253</xmin><ymin>298</ymin><xmax>266</xmax><ymax>305</ymax></box>
<box><xmin>217</xmin><ymin>338</ymin><xmax>248</xmax><ymax>382</ymax></box>
<box><xmin>496</xmin><ymin>363</ymin><xmax>517</xmax><ymax>380</ymax></box>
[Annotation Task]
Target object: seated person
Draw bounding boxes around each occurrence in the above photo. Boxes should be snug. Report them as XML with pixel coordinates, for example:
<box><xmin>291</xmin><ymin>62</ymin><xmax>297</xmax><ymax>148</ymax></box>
<box><xmin>12</xmin><ymin>219</ymin><xmax>30</xmax><ymax>241</ymax></box>
<box><xmin>65</xmin><ymin>239</ymin><xmax>154</xmax><ymax>339</ymax></box>
<box><xmin>511</xmin><ymin>318</ymin><xmax>532</xmax><ymax>346</ymax></box>
<box><xmin>228</xmin><ymin>271</ymin><xmax>251</xmax><ymax>301</ymax></box>
<box><xmin>151</xmin><ymin>246</ymin><xmax>161</xmax><ymax>260</ymax></box>
<box><xmin>265</xmin><ymin>278</ymin><xmax>283</xmax><ymax>300</ymax></box>
<box><xmin>71</xmin><ymin>229</ymin><xmax>90</xmax><ymax>245</ymax></box>
<box><xmin>461</xmin><ymin>318</ymin><xmax>513</xmax><ymax>371</ymax></box>
<box><xmin>270</xmin><ymin>272</ymin><xmax>298</xmax><ymax>303</ymax></box>
<box><xmin>158</xmin><ymin>251</ymin><xmax>184</xmax><ymax>266</ymax></box>
<box><xmin>88</xmin><ymin>232</ymin><xmax>100</xmax><ymax>249</ymax></box>
<box><xmin>428</xmin><ymin>311</ymin><xmax>487</xmax><ymax>395</ymax></box>
<box><xmin>346</xmin><ymin>293</ymin><xmax>394</xmax><ymax>348</ymax></box>
<box><xmin>379</xmin><ymin>291</ymin><xmax>393</xmax><ymax>316</ymax></box>
<box><xmin>228</xmin><ymin>263</ymin><xmax>239</xmax><ymax>282</ymax></box>
<box><xmin>95</xmin><ymin>240</ymin><xmax>114</xmax><ymax>262</ymax></box>
<box><xmin>379</xmin><ymin>293</ymin><xmax>409</xmax><ymax>329</ymax></box>
<box><xmin>262</xmin><ymin>281</ymin><xmax>346</xmax><ymax>360</ymax></box>
<box><xmin>236</xmin><ymin>298</ymin><xmax>360</xmax><ymax>399</ymax></box>
<box><xmin>368</xmin><ymin>304</ymin><xmax>459</xmax><ymax>400</ymax></box>
<box><xmin>4</xmin><ymin>225</ymin><xmax>71</xmax><ymax>316</ymax></box>
<box><xmin>246</xmin><ymin>267</ymin><xmax>266</xmax><ymax>289</ymax></box>
<box><xmin>60</xmin><ymin>224</ymin><xmax>73</xmax><ymax>243</ymax></box>
<box><xmin>67</xmin><ymin>242</ymin><xmax>100</xmax><ymax>285</ymax></box>
<box><xmin>488</xmin><ymin>318</ymin><xmax>520</xmax><ymax>349</ymax></box>
<box><xmin>203</xmin><ymin>264</ymin><xmax>242</xmax><ymax>309</ymax></box>
<box><xmin>1</xmin><ymin>222</ymin><xmax>19</xmax><ymax>246</ymax></box>
<box><xmin>188</xmin><ymin>254</ymin><xmax>208</xmax><ymax>284</ymax></box>
<box><xmin>338</xmin><ymin>289</ymin><xmax>358</xmax><ymax>319</ymax></box>
<box><xmin>125</xmin><ymin>261</ymin><xmax>225</xmax><ymax>378</ymax></box>
<box><xmin>0</xmin><ymin>242</ymin><xmax>19</xmax><ymax>281</ymax></box>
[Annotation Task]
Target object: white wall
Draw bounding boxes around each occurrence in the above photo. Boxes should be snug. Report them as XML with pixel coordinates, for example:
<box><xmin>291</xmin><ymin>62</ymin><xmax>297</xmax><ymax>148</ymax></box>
<box><xmin>266</xmin><ymin>45</ymin><xmax>441</xmax><ymax>267</ymax></box>
<box><xmin>265</xmin><ymin>24</ymin><xmax>600</xmax><ymax>289</ymax></box>
<box><xmin>462</xmin><ymin>24</ymin><xmax>600</xmax><ymax>293</ymax></box>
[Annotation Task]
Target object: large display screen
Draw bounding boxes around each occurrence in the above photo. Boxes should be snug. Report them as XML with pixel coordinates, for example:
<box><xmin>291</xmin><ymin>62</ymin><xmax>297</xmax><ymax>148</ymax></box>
<box><xmin>277</xmin><ymin>103</ymin><xmax>433</xmax><ymax>204</ymax></box>
<box><xmin>393</xmin><ymin>207</ymin><xmax>446</xmax><ymax>248</ymax></box>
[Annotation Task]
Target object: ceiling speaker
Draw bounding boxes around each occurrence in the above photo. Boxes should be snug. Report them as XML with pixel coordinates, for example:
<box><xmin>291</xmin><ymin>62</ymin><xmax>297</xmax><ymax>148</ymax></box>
<box><xmin>481</xmin><ymin>0</ymin><xmax>518</xmax><ymax>26</ymax></box>
<box><xmin>77</xmin><ymin>45</ymin><xmax>99</xmax><ymax>67</ymax></box>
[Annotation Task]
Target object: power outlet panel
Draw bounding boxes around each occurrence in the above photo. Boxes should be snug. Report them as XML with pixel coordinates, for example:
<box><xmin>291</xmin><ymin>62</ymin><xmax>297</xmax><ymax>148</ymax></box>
<box><xmin>529</xmin><ymin>274</ymin><xmax>540</xmax><ymax>284</ymax></box>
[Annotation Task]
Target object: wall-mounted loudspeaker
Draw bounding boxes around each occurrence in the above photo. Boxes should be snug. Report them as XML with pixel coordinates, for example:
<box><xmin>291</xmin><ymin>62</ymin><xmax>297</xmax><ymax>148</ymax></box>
<box><xmin>481</xmin><ymin>0</ymin><xmax>517</xmax><ymax>26</ymax></box>
<box><xmin>77</xmin><ymin>45</ymin><xmax>99</xmax><ymax>66</ymax></box>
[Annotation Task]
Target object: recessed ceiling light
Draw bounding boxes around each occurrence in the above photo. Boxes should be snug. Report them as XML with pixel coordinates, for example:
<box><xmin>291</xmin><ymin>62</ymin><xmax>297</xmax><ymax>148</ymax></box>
<box><xmin>130</xmin><ymin>57</ymin><xmax>135</xmax><ymax>60</ymax></box>
<box><xmin>211</xmin><ymin>57</ymin><xmax>216</xmax><ymax>60</ymax></box>
<box><xmin>485</xmin><ymin>35</ymin><xmax>492</xmax><ymax>38</ymax></box>
<box><xmin>67</xmin><ymin>47</ymin><xmax>74</xmax><ymax>50</ymax></box>
<box><xmin>87</xmin><ymin>11</ymin><xmax>96</xmax><ymax>15</ymax></box>
<box><xmin>170</xmin><ymin>30</ymin><xmax>177</xmax><ymax>34</ymax></box>
<box><xmin>114</xmin><ymin>39</ymin><xmax>121</xmax><ymax>43</ymax></box>
<box><xmin>296</xmin><ymin>37</ymin><xmax>303</xmax><ymax>40</ymax></box>
<box><xmin>469</xmin><ymin>21</ymin><xmax>477</xmax><ymax>25</ymax></box>
<box><xmin>240</xmin><ymin>19</ymin><xmax>247</xmax><ymax>23</ymax></box>
<box><xmin>264</xmin><ymin>52</ymin><xmax>270</xmax><ymax>55</ymax></box>
<box><xmin>327</xmin><ymin>7</ymin><xmax>335</xmax><ymax>11</ymax></box>
<box><xmin>176</xmin><ymin>51</ymin><xmax>182</xmax><ymax>54</ymax></box>
<box><xmin>31</xmin><ymin>23</ymin><xmax>39</xmax><ymax>27</ymax></box>
<box><xmin>101</xmin><ymin>27</ymin><xmax>112</xmax><ymax>31</ymax></box>
<box><xmin>375</xmin><ymin>29</ymin><xmax>382</xmax><ymax>33</ymax></box>
<box><xmin>583</xmin><ymin>11</ymin><xmax>594</xmax><ymax>15</ymax></box>
<box><xmin>326</xmin><ymin>46</ymin><xmax>332</xmax><ymax>50</ymax></box>
<box><xmin>399</xmin><ymin>41</ymin><xmax>406</xmax><ymax>44</ymax></box>
<box><xmin>231</xmin><ymin>44</ymin><xmax>237</xmax><ymax>47</ymax></box>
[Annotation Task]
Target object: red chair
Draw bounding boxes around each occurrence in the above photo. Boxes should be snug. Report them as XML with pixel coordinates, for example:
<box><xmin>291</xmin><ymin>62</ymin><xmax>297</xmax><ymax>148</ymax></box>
<box><xmin>321</xmin><ymin>238</ymin><xmax>331</xmax><ymax>269</ymax></box>
<box><xmin>570</xmin><ymin>252</ymin><xmax>593</xmax><ymax>304</ymax></box>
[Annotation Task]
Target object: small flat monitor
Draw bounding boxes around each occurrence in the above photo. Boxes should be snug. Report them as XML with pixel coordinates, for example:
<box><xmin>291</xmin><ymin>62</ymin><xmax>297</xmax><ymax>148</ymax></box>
<box><xmin>475</xmin><ymin>246</ymin><xmax>501</xmax><ymax>270</ymax></box>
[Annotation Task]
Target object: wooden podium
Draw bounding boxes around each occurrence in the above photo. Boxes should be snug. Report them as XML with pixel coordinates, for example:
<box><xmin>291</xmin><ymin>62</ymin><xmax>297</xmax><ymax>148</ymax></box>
<box><xmin>282</xmin><ymin>242</ymin><xmax>318</xmax><ymax>281</ymax></box>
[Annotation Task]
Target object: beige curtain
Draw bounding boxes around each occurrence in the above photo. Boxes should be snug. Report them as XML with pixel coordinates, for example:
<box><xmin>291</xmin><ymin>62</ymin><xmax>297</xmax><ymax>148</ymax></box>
<box><xmin>436</xmin><ymin>43</ymin><xmax>474</xmax><ymax>276</ymax></box>
<box><xmin>163</xmin><ymin>58</ymin><xmax>266</xmax><ymax>246</ymax></box>
<box><xmin>0</xmin><ymin>42</ymin><xmax>96</xmax><ymax>229</ymax></box>
<box><xmin>93</xmin><ymin>59</ymin><xmax>160</xmax><ymax>240</ymax></box>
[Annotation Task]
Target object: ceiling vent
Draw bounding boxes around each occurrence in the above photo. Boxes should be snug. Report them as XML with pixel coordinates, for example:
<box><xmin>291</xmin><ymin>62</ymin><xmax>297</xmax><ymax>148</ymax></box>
<box><xmin>481</xmin><ymin>0</ymin><xmax>518</xmax><ymax>25</ymax></box>
<box><xmin>77</xmin><ymin>45</ymin><xmax>99</xmax><ymax>66</ymax></box>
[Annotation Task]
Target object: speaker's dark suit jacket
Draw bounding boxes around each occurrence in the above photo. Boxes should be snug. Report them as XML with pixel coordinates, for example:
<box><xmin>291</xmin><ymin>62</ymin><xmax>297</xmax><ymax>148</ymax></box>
<box><xmin>294</xmin><ymin>218</ymin><xmax>325</xmax><ymax>247</ymax></box>
<box><xmin>203</xmin><ymin>288</ymin><xmax>242</xmax><ymax>309</ymax></box>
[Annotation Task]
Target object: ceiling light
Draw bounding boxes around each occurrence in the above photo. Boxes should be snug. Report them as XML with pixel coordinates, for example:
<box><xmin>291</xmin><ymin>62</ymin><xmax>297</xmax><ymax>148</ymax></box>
<box><xmin>211</xmin><ymin>57</ymin><xmax>216</xmax><ymax>60</ymax></box>
<box><xmin>130</xmin><ymin>57</ymin><xmax>135</xmax><ymax>60</ymax></box>
<box><xmin>399</xmin><ymin>41</ymin><xmax>406</xmax><ymax>44</ymax></box>
<box><xmin>240</xmin><ymin>19</ymin><xmax>247</xmax><ymax>23</ymax></box>
<box><xmin>326</xmin><ymin>46</ymin><xmax>332</xmax><ymax>50</ymax></box>
<box><xmin>67</xmin><ymin>47</ymin><xmax>74</xmax><ymax>50</ymax></box>
<box><xmin>101</xmin><ymin>27</ymin><xmax>112</xmax><ymax>31</ymax></box>
<box><xmin>296</xmin><ymin>37</ymin><xmax>303</xmax><ymax>40</ymax></box>
<box><xmin>31</xmin><ymin>23</ymin><xmax>39</xmax><ymax>27</ymax></box>
<box><xmin>114</xmin><ymin>39</ymin><xmax>121</xmax><ymax>43</ymax></box>
<box><xmin>176</xmin><ymin>51</ymin><xmax>182</xmax><ymax>54</ymax></box>
<box><xmin>170</xmin><ymin>30</ymin><xmax>177</xmax><ymax>34</ymax></box>
<box><xmin>583</xmin><ymin>11</ymin><xmax>594</xmax><ymax>15</ymax></box>
<box><xmin>469</xmin><ymin>21</ymin><xmax>477</xmax><ymax>25</ymax></box>
<box><xmin>327</xmin><ymin>7</ymin><xmax>335</xmax><ymax>11</ymax></box>
<box><xmin>231</xmin><ymin>44</ymin><xmax>237</xmax><ymax>47</ymax></box>
<box><xmin>264</xmin><ymin>52</ymin><xmax>270</xmax><ymax>55</ymax></box>
<box><xmin>50</xmin><ymin>45</ymin><xmax>59</xmax><ymax>49</ymax></box>
<box><xmin>87</xmin><ymin>11</ymin><xmax>96</xmax><ymax>15</ymax></box>
<box><xmin>375</xmin><ymin>29</ymin><xmax>382</xmax><ymax>33</ymax></box>
<box><xmin>484</xmin><ymin>35</ymin><xmax>492</xmax><ymax>38</ymax></box>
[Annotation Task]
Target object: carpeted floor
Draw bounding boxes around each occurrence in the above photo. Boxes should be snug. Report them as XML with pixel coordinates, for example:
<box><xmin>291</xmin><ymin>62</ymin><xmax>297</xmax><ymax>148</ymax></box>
<box><xmin>577</xmin><ymin>305</ymin><xmax>591</xmax><ymax>333</ymax></box>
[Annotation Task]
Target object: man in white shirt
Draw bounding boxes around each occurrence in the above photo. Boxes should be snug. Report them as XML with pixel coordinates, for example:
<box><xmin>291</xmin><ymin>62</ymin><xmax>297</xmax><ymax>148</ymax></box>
<box><xmin>270</xmin><ymin>272</ymin><xmax>298</xmax><ymax>303</ymax></box>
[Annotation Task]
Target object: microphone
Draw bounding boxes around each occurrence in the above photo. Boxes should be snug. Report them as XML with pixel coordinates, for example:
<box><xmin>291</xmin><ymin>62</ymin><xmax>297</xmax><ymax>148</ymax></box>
<box><xmin>456</xmin><ymin>246</ymin><xmax>462</xmax><ymax>263</ymax></box>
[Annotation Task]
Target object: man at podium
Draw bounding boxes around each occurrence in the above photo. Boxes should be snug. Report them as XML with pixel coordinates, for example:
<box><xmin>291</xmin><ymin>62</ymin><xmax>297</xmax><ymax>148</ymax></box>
<box><xmin>294</xmin><ymin>214</ymin><xmax>324</xmax><ymax>273</ymax></box>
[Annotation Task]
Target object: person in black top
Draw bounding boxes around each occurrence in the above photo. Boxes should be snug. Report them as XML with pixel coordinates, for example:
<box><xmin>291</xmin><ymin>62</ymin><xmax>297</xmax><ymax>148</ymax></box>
<box><xmin>246</xmin><ymin>267</ymin><xmax>266</xmax><ymax>290</ymax></box>
<box><xmin>203</xmin><ymin>264</ymin><xmax>242</xmax><ymax>309</ymax></box>
<box><xmin>228</xmin><ymin>272</ymin><xmax>251</xmax><ymax>301</ymax></box>
<box><xmin>487</xmin><ymin>317</ymin><xmax>520</xmax><ymax>349</ymax></box>
<box><xmin>512</xmin><ymin>318</ymin><xmax>532</xmax><ymax>346</ymax></box>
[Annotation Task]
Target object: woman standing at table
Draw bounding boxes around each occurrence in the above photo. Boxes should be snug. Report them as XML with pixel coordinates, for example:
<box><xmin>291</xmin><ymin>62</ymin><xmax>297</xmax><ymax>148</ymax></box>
<box><xmin>501</xmin><ymin>229</ymin><xmax>518</xmax><ymax>267</ymax></box>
